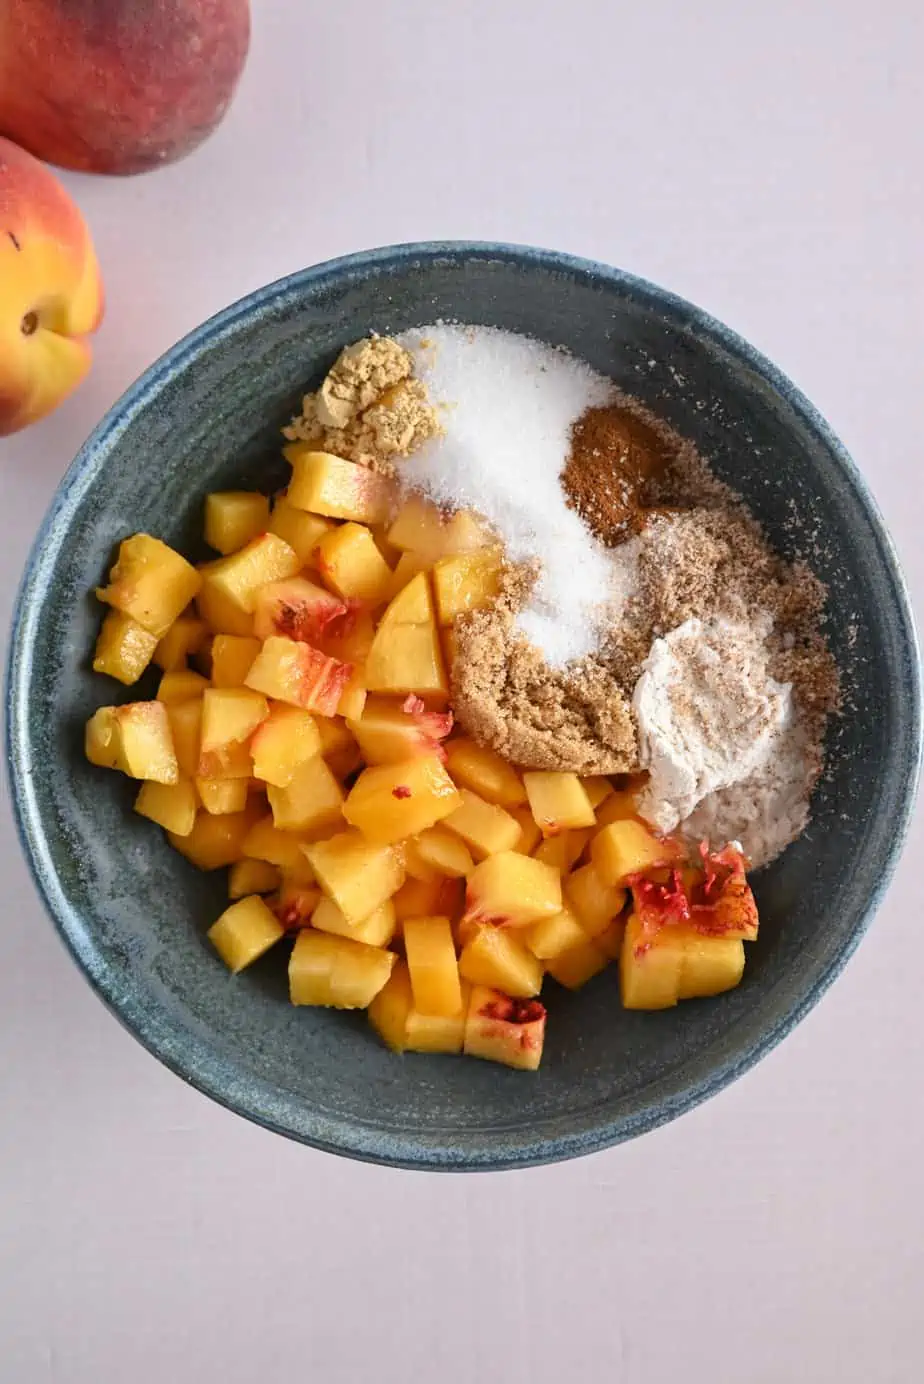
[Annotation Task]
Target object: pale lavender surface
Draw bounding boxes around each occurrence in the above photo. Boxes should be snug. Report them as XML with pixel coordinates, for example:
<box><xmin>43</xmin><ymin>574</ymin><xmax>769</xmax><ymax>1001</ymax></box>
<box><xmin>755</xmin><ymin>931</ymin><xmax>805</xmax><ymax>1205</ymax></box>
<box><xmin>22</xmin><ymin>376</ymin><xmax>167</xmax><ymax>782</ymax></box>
<box><xmin>1</xmin><ymin>2</ymin><xmax>922</xmax><ymax>1381</ymax></box>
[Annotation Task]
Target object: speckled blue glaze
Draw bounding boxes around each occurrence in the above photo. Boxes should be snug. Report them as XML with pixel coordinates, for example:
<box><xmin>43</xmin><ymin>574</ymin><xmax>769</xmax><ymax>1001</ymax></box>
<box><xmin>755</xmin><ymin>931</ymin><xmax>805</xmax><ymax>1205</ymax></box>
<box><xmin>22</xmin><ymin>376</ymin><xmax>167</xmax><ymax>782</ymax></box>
<box><xmin>5</xmin><ymin>243</ymin><xmax>921</xmax><ymax>1170</ymax></box>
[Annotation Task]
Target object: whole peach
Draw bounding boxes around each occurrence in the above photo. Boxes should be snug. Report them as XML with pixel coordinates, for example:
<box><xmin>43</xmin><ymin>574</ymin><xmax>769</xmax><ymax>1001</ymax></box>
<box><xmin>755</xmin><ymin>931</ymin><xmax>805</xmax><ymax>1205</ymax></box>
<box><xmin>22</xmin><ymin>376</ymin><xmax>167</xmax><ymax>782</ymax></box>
<box><xmin>0</xmin><ymin>136</ymin><xmax>103</xmax><ymax>434</ymax></box>
<box><xmin>0</xmin><ymin>0</ymin><xmax>251</xmax><ymax>176</ymax></box>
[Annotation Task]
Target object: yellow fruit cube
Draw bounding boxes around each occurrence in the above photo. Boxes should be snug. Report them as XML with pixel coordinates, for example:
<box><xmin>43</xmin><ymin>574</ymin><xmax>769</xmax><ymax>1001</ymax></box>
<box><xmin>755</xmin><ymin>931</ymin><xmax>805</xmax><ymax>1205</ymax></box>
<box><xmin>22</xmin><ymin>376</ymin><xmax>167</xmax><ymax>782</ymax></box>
<box><xmin>242</xmin><ymin>815</ymin><xmax>316</xmax><ymax>883</ymax></box>
<box><xmin>392</xmin><ymin>876</ymin><xmax>463</xmax><ymax>924</ymax></box>
<box><xmin>403</xmin><ymin>916</ymin><xmax>462</xmax><ymax>1017</ymax></box>
<box><xmin>196</xmin><ymin>776</ymin><xmax>248</xmax><ymax>814</ymax></box>
<box><xmin>302</xmin><ymin>830</ymin><xmax>406</xmax><ymax>924</ymax></box>
<box><xmin>524</xmin><ymin>771</ymin><xmax>596</xmax><ymax>835</ymax></box>
<box><xmin>198</xmin><ymin>687</ymin><xmax>268</xmax><ymax>778</ymax></box>
<box><xmin>93</xmin><ymin>611</ymin><xmax>158</xmax><ymax>685</ymax></box>
<box><xmin>581</xmin><ymin>776</ymin><xmax>614</xmax><ymax>811</ymax></box>
<box><xmin>134</xmin><ymin>777</ymin><xmax>197</xmax><ymax>836</ymax></box>
<box><xmin>228</xmin><ymin>858</ymin><xmax>281</xmax><ymax>899</ymax></box>
<box><xmin>413</xmin><ymin>826</ymin><xmax>474</xmax><ymax>878</ymax></box>
<box><xmin>153</xmin><ymin>613</ymin><xmax>209</xmax><ymax>672</ymax></box>
<box><xmin>443</xmin><ymin>790</ymin><xmax>521</xmax><ymax>858</ymax></box>
<box><xmin>199</xmin><ymin>533</ymin><xmax>300</xmax><ymax>618</ymax></box>
<box><xmin>270</xmin><ymin>882</ymin><xmax>322</xmax><ymax>932</ymax></box>
<box><xmin>85</xmin><ymin>702</ymin><xmax>178</xmax><ymax>784</ymax></box>
<box><xmin>406</xmin><ymin>994</ymin><xmax>469</xmax><ymax>1053</ymax></box>
<box><xmin>678</xmin><ymin>933</ymin><xmax>746</xmax><ymax>999</ymax></box>
<box><xmin>168</xmin><ymin>804</ymin><xmax>261</xmax><ymax>870</ymax></box>
<box><xmin>463</xmin><ymin>986</ymin><xmax>546</xmax><ymax>1071</ymax></box>
<box><xmin>509</xmin><ymin>805</ymin><xmax>542</xmax><ymax>856</ymax></box>
<box><xmin>289</xmin><ymin>930</ymin><xmax>396</xmax><ymax>1008</ymax></box>
<box><xmin>591</xmin><ymin>819</ymin><xmax>678</xmax><ymax>886</ymax></box>
<box><xmin>346</xmin><ymin>694</ymin><xmax>452</xmax><ymax>765</ymax></box>
<box><xmin>335</xmin><ymin>667</ymin><xmax>367</xmax><ymax>720</ymax></box>
<box><xmin>250</xmin><ymin>705</ymin><xmax>321</xmax><ymax>787</ymax></box>
<box><xmin>315</xmin><ymin>716</ymin><xmax>362</xmax><ymax>779</ymax></box>
<box><xmin>619</xmin><ymin>913</ymin><xmax>682</xmax><ymax>1010</ymax></box>
<box><xmin>532</xmin><ymin>828</ymin><xmax>593</xmax><ymax>873</ymax></box>
<box><xmin>524</xmin><ymin>905</ymin><xmax>588</xmax><ymax>961</ymax></box>
<box><xmin>387</xmin><ymin>550</ymin><xmax>430</xmax><ymax>602</ymax></box>
<box><xmin>195</xmin><ymin>570</ymin><xmax>255</xmax><ymax>637</ymax></box>
<box><xmin>210</xmin><ymin>634</ymin><xmax>261</xmax><ymax>688</ymax></box>
<box><xmin>266</xmin><ymin>755</ymin><xmax>344</xmax><ymax>833</ymax></box>
<box><xmin>594</xmin><ymin>788</ymin><xmax>643</xmax><ymax>828</ymax></box>
<box><xmin>156</xmin><ymin>669</ymin><xmax>210</xmax><ymax>705</ymax></box>
<box><xmin>245</xmin><ymin>636</ymin><xmax>352</xmax><ymax>717</ymax></box>
<box><xmin>386</xmin><ymin>496</ymin><xmax>489</xmax><ymax>563</ymax></box>
<box><xmin>463</xmin><ymin>851</ymin><xmax>562</xmax><ymax>928</ymax></box>
<box><xmin>368</xmin><ymin>961</ymin><xmax>414</xmax><ymax>1051</ymax></box>
<box><xmin>458</xmin><ymin>926</ymin><xmax>543</xmax><ymax>997</ymax></box>
<box><xmin>432</xmin><ymin>549</ymin><xmax>503</xmax><ymax>625</ymax></box>
<box><xmin>312</xmin><ymin>895</ymin><xmax>397</xmax><ymax>948</ymax></box>
<box><xmin>208</xmin><ymin>895</ymin><xmax>284</xmax><ymax>973</ymax></box>
<box><xmin>364</xmin><ymin>572</ymin><xmax>448</xmax><ymax>697</ymax></box>
<box><xmin>96</xmin><ymin>534</ymin><xmax>201</xmax><ymax>639</ymax></box>
<box><xmin>204</xmin><ymin>491</ymin><xmax>270</xmax><ymax>556</ymax></box>
<box><xmin>252</xmin><ymin>575</ymin><xmax>354</xmax><ymax>645</ymax></box>
<box><xmin>595</xmin><ymin>914</ymin><xmax>628</xmax><ymax>961</ymax></box>
<box><xmin>286</xmin><ymin>448</ymin><xmax>394</xmax><ymax>523</ymax></box>
<box><xmin>545</xmin><ymin>938</ymin><xmax>608</xmax><ymax>989</ymax></box>
<box><xmin>343</xmin><ymin>755</ymin><xmax>462</xmax><ymax>844</ymax></box>
<box><xmin>316</xmin><ymin>522</ymin><xmax>393</xmax><ymax>605</ymax></box>
<box><xmin>267</xmin><ymin>497</ymin><xmax>334</xmax><ymax>565</ymax></box>
<box><xmin>443</xmin><ymin>738</ymin><xmax>526</xmax><ymax>808</ymax></box>
<box><xmin>166</xmin><ymin>698</ymin><xmax>203</xmax><ymax>779</ymax></box>
<box><xmin>564</xmin><ymin>862</ymin><xmax>627</xmax><ymax>938</ymax></box>
<box><xmin>370</xmin><ymin>962</ymin><xmax>471</xmax><ymax>1055</ymax></box>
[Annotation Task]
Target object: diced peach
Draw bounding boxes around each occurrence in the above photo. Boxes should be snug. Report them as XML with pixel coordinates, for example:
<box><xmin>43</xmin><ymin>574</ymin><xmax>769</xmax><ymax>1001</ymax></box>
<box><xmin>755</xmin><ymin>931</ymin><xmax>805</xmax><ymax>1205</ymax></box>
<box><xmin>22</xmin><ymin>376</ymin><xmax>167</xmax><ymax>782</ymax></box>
<box><xmin>564</xmin><ymin>862</ymin><xmax>627</xmax><ymax>938</ymax></box>
<box><xmin>96</xmin><ymin>534</ymin><xmax>201</xmax><ymax>639</ymax></box>
<box><xmin>336</xmin><ymin>667</ymin><xmax>367</xmax><ymax>720</ymax></box>
<box><xmin>444</xmin><ymin>790</ymin><xmax>522</xmax><ymax>860</ymax></box>
<box><xmin>204</xmin><ymin>491</ymin><xmax>270</xmax><ymax>556</ymax></box>
<box><xmin>269</xmin><ymin>882</ymin><xmax>322</xmax><ymax>932</ymax></box>
<box><xmin>199</xmin><ymin>533</ymin><xmax>300</xmax><ymax>619</ymax></box>
<box><xmin>443</xmin><ymin>738</ymin><xmax>526</xmax><ymax>808</ymax></box>
<box><xmin>166</xmin><ymin>698</ymin><xmax>203</xmax><ymax>779</ymax></box>
<box><xmin>316</xmin><ymin>522</ymin><xmax>393</xmax><ymax>605</ymax></box>
<box><xmin>432</xmin><ymin>549</ymin><xmax>503</xmax><ymax>625</ymax></box>
<box><xmin>210</xmin><ymin>634</ymin><xmax>261</xmax><ymax>688</ymax></box>
<box><xmin>532</xmin><ymin>828</ymin><xmax>593</xmax><ymax>873</ymax></box>
<box><xmin>462</xmin><ymin>851</ymin><xmax>562</xmax><ymax>928</ymax></box>
<box><xmin>678</xmin><ymin>932</ymin><xmax>746</xmax><ymax>999</ymax></box>
<box><xmin>347</xmin><ymin>694</ymin><xmax>452</xmax><ymax>765</ymax></box>
<box><xmin>92</xmin><ymin>611</ymin><xmax>158</xmax><ymax>685</ymax></box>
<box><xmin>196</xmin><ymin>775</ymin><xmax>249</xmax><ymax>815</ymax></box>
<box><xmin>581</xmin><ymin>776</ymin><xmax>614</xmax><ymax>811</ymax></box>
<box><xmin>288</xmin><ymin>930</ymin><xmax>396</xmax><ymax>1008</ymax></box>
<box><xmin>266</xmin><ymin>755</ymin><xmax>344</xmax><ymax>833</ymax></box>
<box><xmin>168</xmin><ymin>804</ymin><xmax>262</xmax><ymax>870</ymax></box>
<box><xmin>245</xmin><ymin>636</ymin><xmax>352</xmax><ymax>716</ymax></box>
<box><xmin>391</xmin><ymin>876</ymin><xmax>462</xmax><ymax>924</ymax></box>
<box><xmin>195</xmin><ymin>567</ymin><xmax>256</xmax><ymax>638</ymax></box>
<box><xmin>387</xmin><ymin>550</ymin><xmax>430</xmax><ymax>601</ymax></box>
<box><xmin>524</xmin><ymin>905</ymin><xmax>589</xmax><ymax>961</ymax></box>
<box><xmin>312</xmin><ymin>896</ymin><xmax>397</xmax><ymax>948</ymax></box>
<box><xmin>242</xmin><ymin>814</ymin><xmax>317</xmax><ymax>884</ymax></box>
<box><xmin>267</xmin><ymin>497</ymin><xmax>334</xmax><ymax>565</ymax></box>
<box><xmin>441</xmin><ymin>623</ymin><xmax>460</xmax><ymax>673</ymax></box>
<box><xmin>463</xmin><ymin>986</ymin><xmax>546</xmax><ymax>1070</ymax></box>
<box><xmin>594</xmin><ymin>787</ymin><xmax>643</xmax><ymax>828</ymax></box>
<box><xmin>228</xmin><ymin>858</ymin><xmax>281</xmax><ymax>899</ymax></box>
<box><xmin>544</xmin><ymin>937</ymin><xmax>609</xmax><ymax>990</ymax></box>
<box><xmin>153</xmin><ymin>613</ymin><xmax>209</xmax><ymax>672</ymax></box>
<box><xmin>315</xmin><ymin>717</ymin><xmax>362</xmax><ymax>779</ymax></box>
<box><xmin>365</xmin><ymin>620</ymin><xmax>447</xmax><ymax>698</ymax></box>
<box><xmin>343</xmin><ymin>755</ymin><xmax>462</xmax><ymax>844</ymax></box>
<box><xmin>413</xmin><ymin>826</ymin><xmax>474</xmax><ymax>878</ymax></box>
<box><xmin>156</xmin><ymin>669</ymin><xmax>210</xmax><ymax>705</ymax></box>
<box><xmin>198</xmin><ymin>740</ymin><xmax>253</xmax><ymax>782</ymax></box>
<box><xmin>591</xmin><ymin>819</ymin><xmax>679</xmax><ymax>886</ymax></box>
<box><xmin>386</xmin><ymin>495</ymin><xmax>489</xmax><ymax>563</ymax></box>
<box><xmin>405</xmin><ymin>987</ymin><xmax>469</xmax><ymax>1053</ymax></box>
<box><xmin>458</xmin><ymin>927</ymin><xmax>543</xmax><ymax>998</ymax></box>
<box><xmin>619</xmin><ymin>913</ymin><xmax>682</xmax><ymax>1010</ymax></box>
<box><xmin>302</xmin><ymin>830</ymin><xmax>405</xmax><ymax>924</ymax></box>
<box><xmin>286</xmin><ymin>448</ymin><xmax>394</xmax><ymax>523</ymax></box>
<box><xmin>249</xmin><ymin>705</ymin><xmax>321</xmax><ymax>787</ymax></box>
<box><xmin>85</xmin><ymin>702</ymin><xmax>178</xmax><ymax>783</ymax></box>
<box><xmin>134</xmin><ymin>777</ymin><xmax>197</xmax><ymax>836</ymax></box>
<box><xmin>208</xmin><ymin>895</ymin><xmax>284</xmax><ymax>973</ymax></box>
<box><xmin>595</xmin><ymin>914</ymin><xmax>628</xmax><ymax>961</ymax></box>
<box><xmin>524</xmin><ymin>771</ymin><xmax>596</xmax><ymax>835</ymax></box>
<box><xmin>367</xmin><ymin>961</ymin><xmax>413</xmax><ymax>1051</ymax></box>
<box><xmin>509</xmin><ymin>805</ymin><xmax>542</xmax><ymax>856</ymax></box>
<box><xmin>253</xmin><ymin>575</ymin><xmax>354</xmax><ymax>645</ymax></box>
<box><xmin>403</xmin><ymin>916</ymin><xmax>462</xmax><ymax>1017</ymax></box>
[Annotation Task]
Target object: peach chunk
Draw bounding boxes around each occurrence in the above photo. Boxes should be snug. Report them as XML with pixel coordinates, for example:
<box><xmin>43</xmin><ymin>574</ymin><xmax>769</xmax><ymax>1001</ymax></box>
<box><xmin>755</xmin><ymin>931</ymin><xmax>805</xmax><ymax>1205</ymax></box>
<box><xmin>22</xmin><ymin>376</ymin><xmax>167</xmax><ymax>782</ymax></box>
<box><xmin>316</xmin><ymin>522</ymin><xmax>393</xmax><ymax>605</ymax></box>
<box><xmin>253</xmin><ymin>575</ymin><xmax>355</xmax><ymax>645</ymax></box>
<box><xmin>403</xmin><ymin>916</ymin><xmax>463</xmax><ymax>1017</ymax></box>
<box><xmin>288</xmin><ymin>931</ymin><xmax>396</xmax><ymax>1009</ymax></box>
<box><xmin>523</xmin><ymin>771</ymin><xmax>596</xmax><ymax>835</ymax></box>
<box><xmin>463</xmin><ymin>986</ymin><xmax>546</xmax><ymax>1071</ymax></box>
<box><xmin>458</xmin><ymin>927</ymin><xmax>543</xmax><ymax>998</ymax></box>
<box><xmin>93</xmin><ymin>611</ymin><xmax>158</xmax><ymax>685</ymax></box>
<box><xmin>462</xmin><ymin>852</ymin><xmax>562</xmax><ymax>929</ymax></box>
<box><xmin>432</xmin><ymin>549</ymin><xmax>503</xmax><ymax>625</ymax></box>
<box><xmin>134</xmin><ymin>777</ymin><xmax>197</xmax><ymax>837</ymax></box>
<box><xmin>268</xmin><ymin>498</ymin><xmax>334</xmax><ymax>566</ymax></box>
<box><xmin>591</xmin><ymin>819</ymin><xmax>679</xmax><ymax>887</ymax></box>
<box><xmin>244</xmin><ymin>636</ymin><xmax>352</xmax><ymax>716</ymax></box>
<box><xmin>250</xmin><ymin>705</ymin><xmax>321</xmax><ymax>787</ymax></box>
<box><xmin>346</xmin><ymin>694</ymin><xmax>452</xmax><ymax>765</ymax></box>
<box><xmin>85</xmin><ymin>701</ymin><xmax>178</xmax><ymax>784</ymax></box>
<box><xmin>285</xmin><ymin>448</ymin><xmax>394</xmax><ymax>523</ymax></box>
<box><xmin>204</xmin><ymin>491</ymin><xmax>270</xmax><ymax>556</ymax></box>
<box><xmin>443</xmin><ymin>738</ymin><xmax>526</xmax><ymax>808</ymax></box>
<box><xmin>208</xmin><ymin>895</ymin><xmax>284</xmax><ymax>974</ymax></box>
<box><xmin>96</xmin><ymin>535</ymin><xmax>201</xmax><ymax>640</ymax></box>
<box><xmin>343</xmin><ymin>755</ymin><xmax>462</xmax><ymax>845</ymax></box>
<box><xmin>302</xmin><ymin>830</ymin><xmax>406</xmax><ymax>924</ymax></box>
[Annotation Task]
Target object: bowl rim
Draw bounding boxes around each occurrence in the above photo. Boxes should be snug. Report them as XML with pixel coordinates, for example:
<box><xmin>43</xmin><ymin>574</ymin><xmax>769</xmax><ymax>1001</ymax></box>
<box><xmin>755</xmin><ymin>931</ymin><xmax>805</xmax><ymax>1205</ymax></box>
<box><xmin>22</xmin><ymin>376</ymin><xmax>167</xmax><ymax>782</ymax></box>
<box><xmin>6</xmin><ymin>239</ymin><xmax>922</xmax><ymax>1171</ymax></box>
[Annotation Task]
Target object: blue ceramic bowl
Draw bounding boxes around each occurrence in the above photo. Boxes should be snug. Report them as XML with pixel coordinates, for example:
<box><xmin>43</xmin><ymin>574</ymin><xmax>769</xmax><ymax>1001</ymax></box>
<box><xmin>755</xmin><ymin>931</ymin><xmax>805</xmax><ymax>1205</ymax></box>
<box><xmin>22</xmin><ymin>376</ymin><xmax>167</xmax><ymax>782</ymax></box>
<box><xmin>6</xmin><ymin>243</ymin><xmax>921</xmax><ymax>1170</ymax></box>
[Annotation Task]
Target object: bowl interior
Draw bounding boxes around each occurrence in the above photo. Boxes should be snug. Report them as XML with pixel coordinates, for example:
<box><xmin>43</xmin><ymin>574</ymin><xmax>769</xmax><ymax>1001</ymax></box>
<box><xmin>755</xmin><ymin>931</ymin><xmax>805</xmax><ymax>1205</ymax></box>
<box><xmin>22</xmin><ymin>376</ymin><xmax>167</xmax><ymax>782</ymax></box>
<box><xmin>8</xmin><ymin>245</ymin><xmax>920</xmax><ymax>1168</ymax></box>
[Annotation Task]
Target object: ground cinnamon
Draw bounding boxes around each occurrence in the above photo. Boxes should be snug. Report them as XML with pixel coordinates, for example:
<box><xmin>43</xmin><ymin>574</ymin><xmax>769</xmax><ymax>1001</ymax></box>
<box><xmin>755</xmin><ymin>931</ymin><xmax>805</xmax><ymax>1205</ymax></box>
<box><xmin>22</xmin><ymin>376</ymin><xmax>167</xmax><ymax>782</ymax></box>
<box><xmin>561</xmin><ymin>404</ymin><xmax>674</xmax><ymax>544</ymax></box>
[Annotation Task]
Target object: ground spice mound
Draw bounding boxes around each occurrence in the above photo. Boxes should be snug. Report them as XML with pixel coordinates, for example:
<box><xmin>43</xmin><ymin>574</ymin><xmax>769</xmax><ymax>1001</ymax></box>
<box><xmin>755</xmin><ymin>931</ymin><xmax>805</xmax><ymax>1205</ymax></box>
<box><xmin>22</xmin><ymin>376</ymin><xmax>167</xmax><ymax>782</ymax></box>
<box><xmin>283</xmin><ymin>338</ymin><xmax>440</xmax><ymax>469</ymax></box>
<box><xmin>562</xmin><ymin>403</ymin><xmax>675</xmax><ymax>543</ymax></box>
<box><xmin>450</xmin><ymin>569</ymin><xmax>638</xmax><ymax>773</ymax></box>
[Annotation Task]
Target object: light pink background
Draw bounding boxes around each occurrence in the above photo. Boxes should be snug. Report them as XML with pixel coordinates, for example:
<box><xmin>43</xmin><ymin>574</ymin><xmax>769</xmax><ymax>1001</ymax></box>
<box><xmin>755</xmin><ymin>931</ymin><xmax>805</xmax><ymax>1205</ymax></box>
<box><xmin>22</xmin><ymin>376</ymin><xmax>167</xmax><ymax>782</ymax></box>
<box><xmin>2</xmin><ymin>3</ymin><xmax>922</xmax><ymax>1381</ymax></box>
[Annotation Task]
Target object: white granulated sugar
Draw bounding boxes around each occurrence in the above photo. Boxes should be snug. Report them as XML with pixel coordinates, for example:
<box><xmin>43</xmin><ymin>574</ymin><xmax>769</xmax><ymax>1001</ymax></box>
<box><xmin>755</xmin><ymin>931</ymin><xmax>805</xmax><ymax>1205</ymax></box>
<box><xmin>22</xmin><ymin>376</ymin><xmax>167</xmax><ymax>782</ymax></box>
<box><xmin>398</xmin><ymin>325</ymin><xmax>616</xmax><ymax>665</ymax></box>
